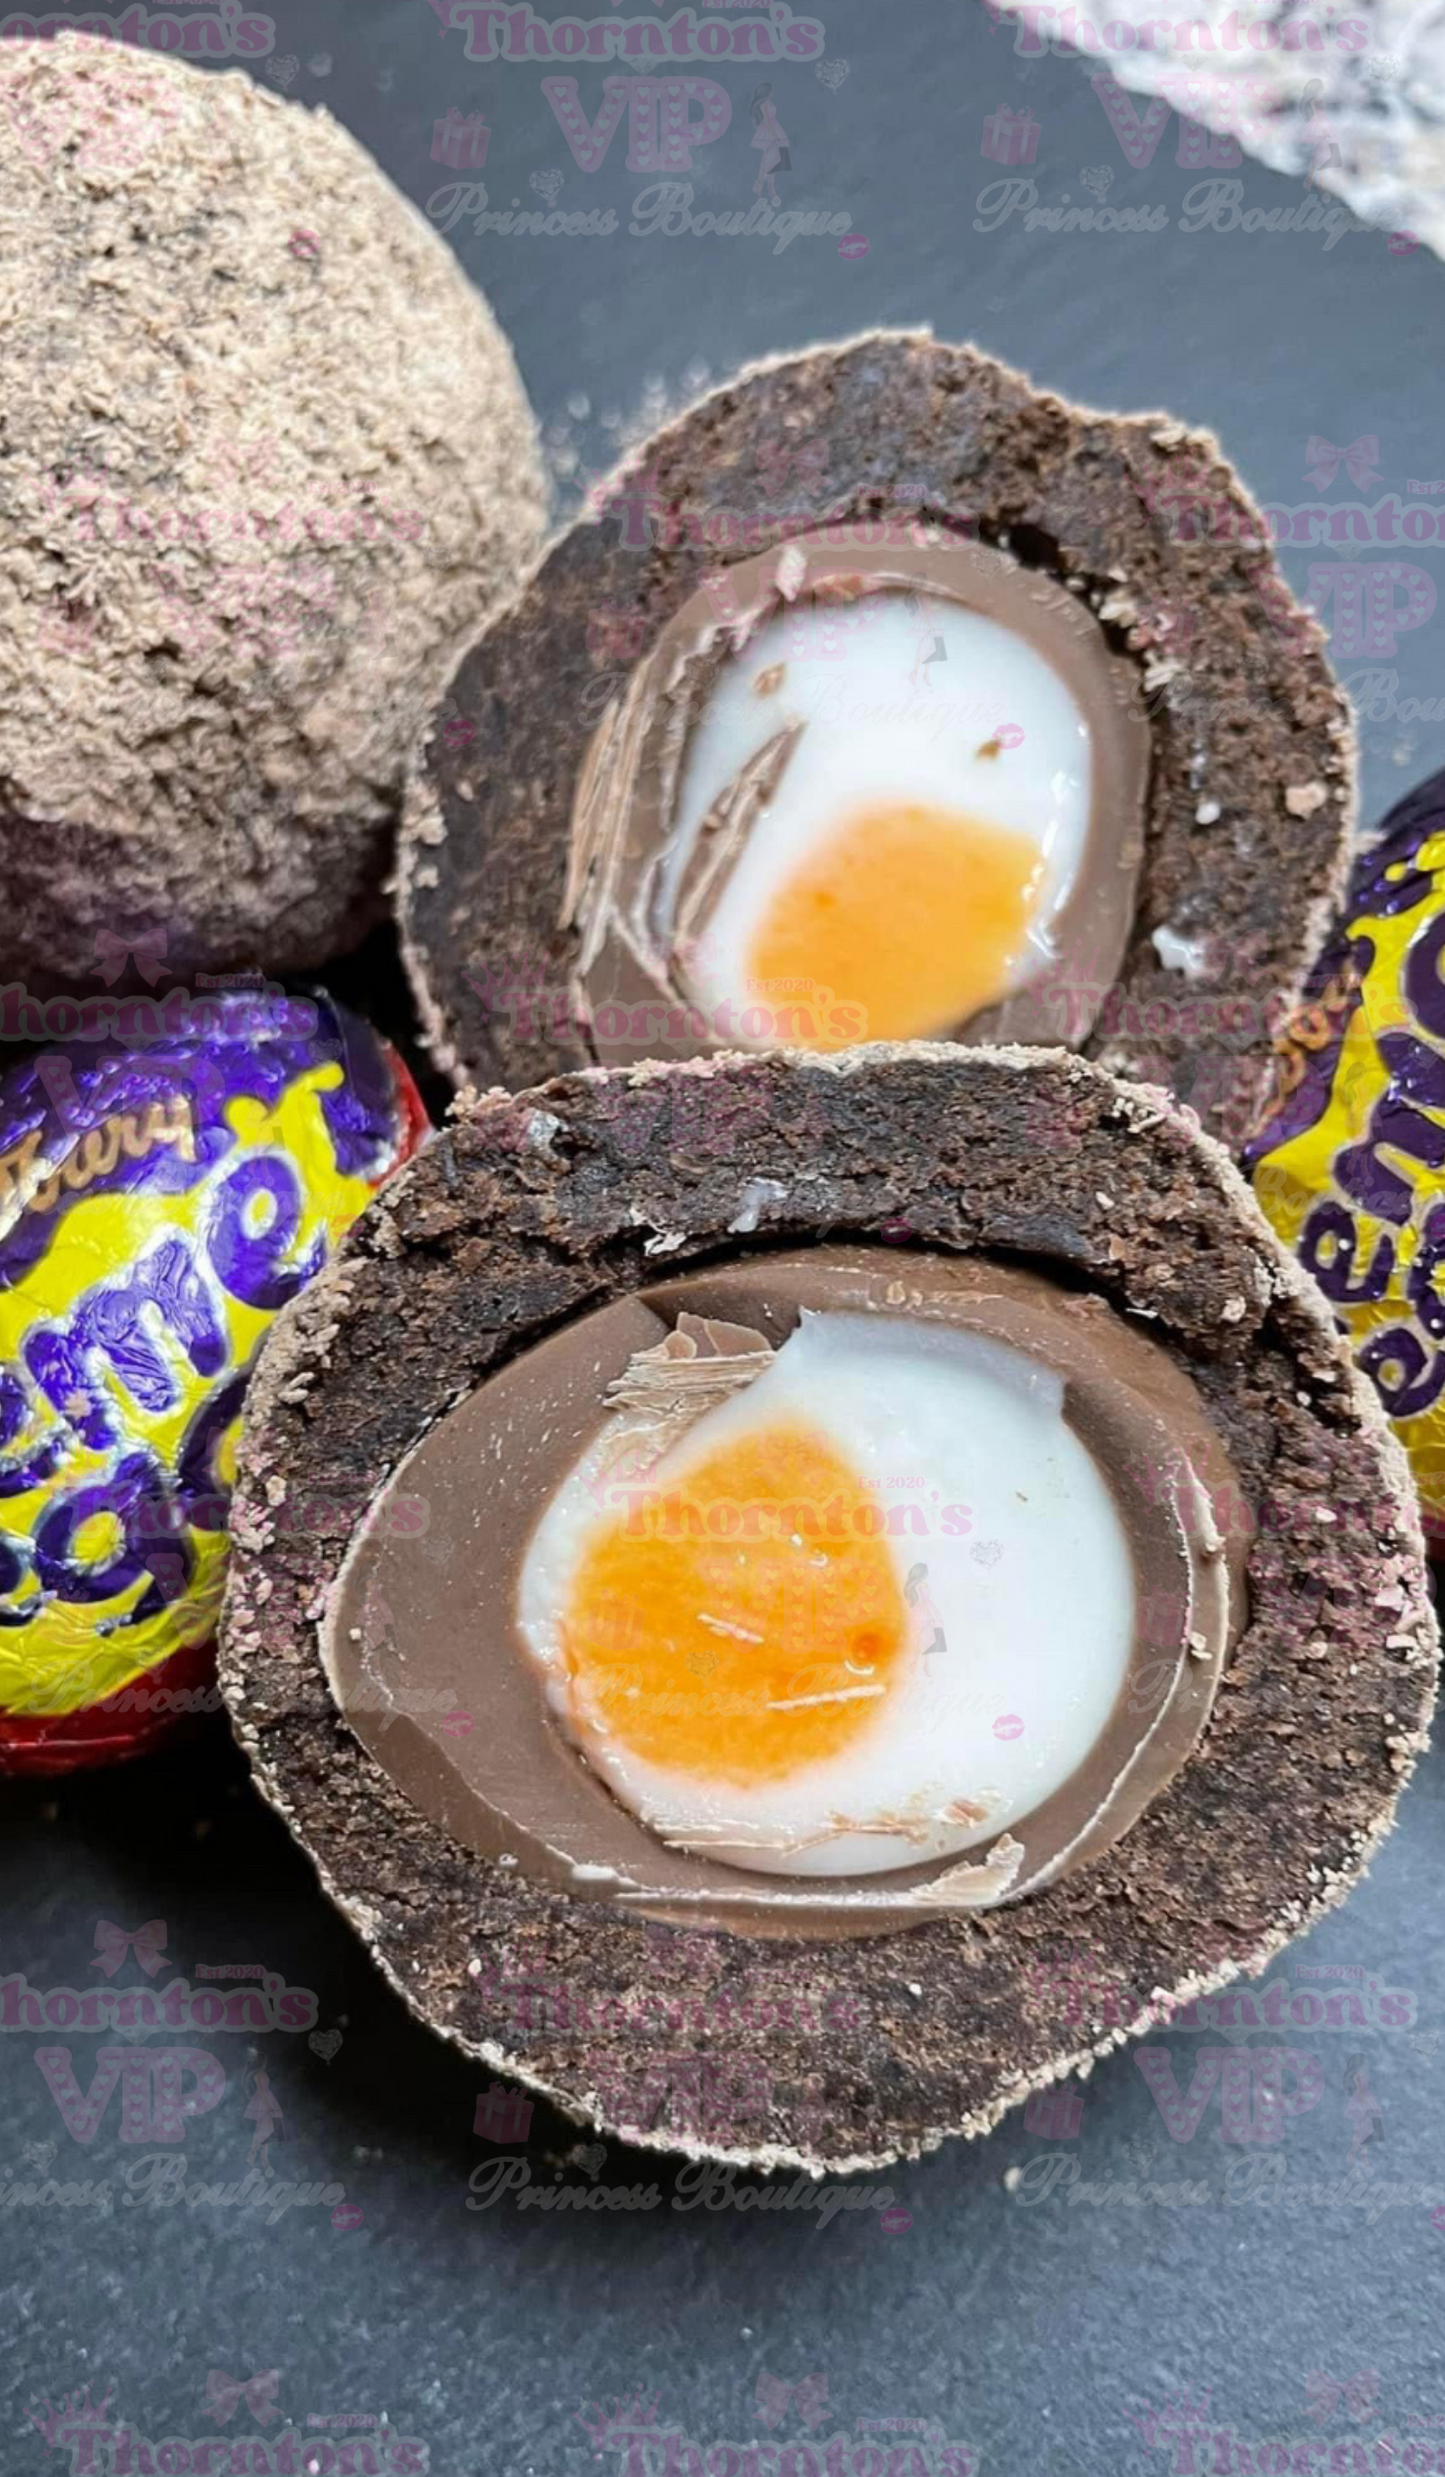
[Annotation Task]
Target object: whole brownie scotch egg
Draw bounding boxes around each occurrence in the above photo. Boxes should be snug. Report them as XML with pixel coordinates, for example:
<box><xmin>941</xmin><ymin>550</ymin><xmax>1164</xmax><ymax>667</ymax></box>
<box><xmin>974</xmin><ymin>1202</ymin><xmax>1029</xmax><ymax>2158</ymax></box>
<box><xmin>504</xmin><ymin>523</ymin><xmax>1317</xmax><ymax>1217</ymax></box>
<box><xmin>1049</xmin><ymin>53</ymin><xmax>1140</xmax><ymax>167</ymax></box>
<box><xmin>219</xmin><ymin>1047</ymin><xmax>1435</xmax><ymax>2169</ymax></box>
<box><xmin>400</xmin><ymin>330</ymin><xmax>1355</xmax><ymax>1146</ymax></box>
<box><xmin>0</xmin><ymin>34</ymin><xmax>544</xmax><ymax>989</ymax></box>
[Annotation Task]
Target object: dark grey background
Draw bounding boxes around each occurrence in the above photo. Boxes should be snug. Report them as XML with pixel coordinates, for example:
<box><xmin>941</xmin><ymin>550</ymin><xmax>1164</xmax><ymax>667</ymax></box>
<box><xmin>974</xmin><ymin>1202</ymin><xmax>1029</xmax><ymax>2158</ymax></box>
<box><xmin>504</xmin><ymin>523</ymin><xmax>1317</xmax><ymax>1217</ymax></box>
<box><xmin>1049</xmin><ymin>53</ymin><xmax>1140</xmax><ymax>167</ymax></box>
<box><xmin>5</xmin><ymin>1</ymin><xmax>1445</xmax><ymax>2469</ymax></box>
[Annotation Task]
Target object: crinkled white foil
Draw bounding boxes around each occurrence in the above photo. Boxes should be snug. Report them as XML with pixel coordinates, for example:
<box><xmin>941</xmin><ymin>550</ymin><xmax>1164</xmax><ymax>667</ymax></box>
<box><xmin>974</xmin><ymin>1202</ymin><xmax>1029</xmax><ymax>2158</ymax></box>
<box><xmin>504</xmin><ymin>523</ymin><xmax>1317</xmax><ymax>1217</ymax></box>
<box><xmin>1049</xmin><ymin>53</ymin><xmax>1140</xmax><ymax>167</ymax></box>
<box><xmin>987</xmin><ymin>0</ymin><xmax>1445</xmax><ymax>258</ymax></box>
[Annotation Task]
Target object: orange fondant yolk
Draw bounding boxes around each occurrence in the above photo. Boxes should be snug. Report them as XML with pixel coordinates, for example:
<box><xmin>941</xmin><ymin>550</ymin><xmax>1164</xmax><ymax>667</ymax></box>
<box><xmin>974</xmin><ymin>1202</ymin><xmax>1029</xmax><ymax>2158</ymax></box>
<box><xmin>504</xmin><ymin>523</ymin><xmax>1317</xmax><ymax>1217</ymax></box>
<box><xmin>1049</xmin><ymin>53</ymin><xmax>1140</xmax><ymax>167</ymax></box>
<box><xmin>559</xmin><ymin>1417</ymin><xmax>909</xmax><ymax>1786</ymax></box>
<box><xmin>747</xmin><ymin>801</ymin><xmax>1045</xmax><ymax>1048</ymax></box>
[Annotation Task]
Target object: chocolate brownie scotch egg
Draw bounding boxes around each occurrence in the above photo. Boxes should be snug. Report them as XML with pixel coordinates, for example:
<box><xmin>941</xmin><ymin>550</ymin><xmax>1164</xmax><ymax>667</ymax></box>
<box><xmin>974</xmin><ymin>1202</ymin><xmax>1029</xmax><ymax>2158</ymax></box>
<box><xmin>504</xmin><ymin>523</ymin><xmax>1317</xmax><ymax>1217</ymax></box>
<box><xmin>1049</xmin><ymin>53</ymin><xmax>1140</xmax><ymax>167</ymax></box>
<box><xmin>400</xmin><ymin>331</ymin><xmax>1354</xmax><ymax>1144</ymax></box>
<box><xmin>219</xmin><ymin>1047</ymin><xmax>1435</xmax><ymax>2169</ymax></box>
<box><xmin>0</xmin><ymin>34</ymin><xmax>545</xmax><ymax>988</ymax></box>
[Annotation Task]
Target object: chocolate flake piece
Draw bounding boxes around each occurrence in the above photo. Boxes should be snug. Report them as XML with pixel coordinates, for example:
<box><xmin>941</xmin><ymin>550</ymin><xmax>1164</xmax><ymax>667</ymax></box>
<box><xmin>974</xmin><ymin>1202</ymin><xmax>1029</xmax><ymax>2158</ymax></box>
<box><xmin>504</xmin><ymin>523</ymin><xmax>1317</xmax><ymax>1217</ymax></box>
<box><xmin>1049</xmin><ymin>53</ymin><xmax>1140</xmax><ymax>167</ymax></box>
<box><xmin>668</xmin><ymin>723</ymin><xmax>805</xmax><ymax>969</ymax></box>
<box><xmin>602</xmin><ymin>1312</ymin><xmax>774</xmax><ymax>1454</ymax></box>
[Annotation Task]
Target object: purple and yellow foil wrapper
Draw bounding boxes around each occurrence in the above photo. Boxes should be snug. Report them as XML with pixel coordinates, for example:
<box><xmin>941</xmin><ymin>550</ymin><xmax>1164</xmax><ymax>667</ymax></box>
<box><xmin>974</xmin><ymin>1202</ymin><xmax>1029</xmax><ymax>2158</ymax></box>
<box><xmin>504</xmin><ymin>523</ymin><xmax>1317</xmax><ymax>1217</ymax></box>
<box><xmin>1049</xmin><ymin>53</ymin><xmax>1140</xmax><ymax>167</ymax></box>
<box><xmin>0</xmin><ymin>987</ymin><xmax>425</xmax><ymax>1761</ymax></box>
<box><xmin>1246</xmin><ymin>768</ymin><xmax>1445</xmax><ymax>1540</ymax></box>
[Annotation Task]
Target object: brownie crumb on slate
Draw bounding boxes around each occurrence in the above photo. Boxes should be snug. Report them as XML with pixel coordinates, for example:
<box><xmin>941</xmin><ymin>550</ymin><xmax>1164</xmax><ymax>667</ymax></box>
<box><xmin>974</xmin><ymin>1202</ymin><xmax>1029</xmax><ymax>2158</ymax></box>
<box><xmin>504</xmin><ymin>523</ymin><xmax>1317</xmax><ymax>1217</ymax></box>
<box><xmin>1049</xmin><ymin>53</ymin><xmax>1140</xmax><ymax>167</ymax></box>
<box><xmin>0</xmin><ymin>34</ymin><xmax>545</xmax><ymax>988</ymax></box>
<box><xmin>220</xmin><ymin>1046</ymin><xmax>1436</xmax><ymax>2172</ymax></box>
<box><xmin>400</xmin><ymin>331</ymin><xmax>1353</xmax><ymax>1150</ymax></box>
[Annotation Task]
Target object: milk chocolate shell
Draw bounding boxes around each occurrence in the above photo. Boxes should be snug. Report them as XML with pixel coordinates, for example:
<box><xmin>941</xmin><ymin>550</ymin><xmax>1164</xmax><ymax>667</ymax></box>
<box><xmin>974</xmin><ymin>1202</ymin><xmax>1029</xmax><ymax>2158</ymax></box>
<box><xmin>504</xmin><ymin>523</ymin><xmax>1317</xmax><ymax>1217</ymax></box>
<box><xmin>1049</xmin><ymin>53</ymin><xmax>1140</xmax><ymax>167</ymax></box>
<box><xmin>0</xmin><ymin>34</ymin><xmax>545</xmax><ymax>989</ymax></box>
<box><xmin>399</xmin><ymin>331</ymin><xmax>1354</xmax><ymax>1147</ymax></box>
<box><xmin>219</xmin><ymin>1049</ymin><xmax>1435</xmax><ymax>2171</ymax></box>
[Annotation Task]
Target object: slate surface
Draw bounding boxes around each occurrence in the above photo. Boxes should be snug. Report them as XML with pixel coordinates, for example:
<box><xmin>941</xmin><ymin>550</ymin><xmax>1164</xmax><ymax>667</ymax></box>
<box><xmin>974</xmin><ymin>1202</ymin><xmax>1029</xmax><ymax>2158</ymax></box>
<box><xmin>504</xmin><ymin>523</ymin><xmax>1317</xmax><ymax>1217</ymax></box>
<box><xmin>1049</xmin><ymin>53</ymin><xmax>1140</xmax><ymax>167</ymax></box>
<box><xmin>5</xmin><ymin>0</ymin><xmax>1445</xmax><ymax>2469</ymax></box>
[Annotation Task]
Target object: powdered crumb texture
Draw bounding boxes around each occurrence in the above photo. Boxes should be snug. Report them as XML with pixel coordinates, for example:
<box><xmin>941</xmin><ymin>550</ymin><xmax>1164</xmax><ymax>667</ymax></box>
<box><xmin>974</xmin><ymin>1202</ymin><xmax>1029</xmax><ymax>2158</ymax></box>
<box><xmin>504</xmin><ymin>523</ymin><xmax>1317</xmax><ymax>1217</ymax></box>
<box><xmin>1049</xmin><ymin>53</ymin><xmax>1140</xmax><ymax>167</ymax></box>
<box><xmin>0</xmin><ymin>34</ymin><xmax>546</xmax><ymax>986</ymax></box>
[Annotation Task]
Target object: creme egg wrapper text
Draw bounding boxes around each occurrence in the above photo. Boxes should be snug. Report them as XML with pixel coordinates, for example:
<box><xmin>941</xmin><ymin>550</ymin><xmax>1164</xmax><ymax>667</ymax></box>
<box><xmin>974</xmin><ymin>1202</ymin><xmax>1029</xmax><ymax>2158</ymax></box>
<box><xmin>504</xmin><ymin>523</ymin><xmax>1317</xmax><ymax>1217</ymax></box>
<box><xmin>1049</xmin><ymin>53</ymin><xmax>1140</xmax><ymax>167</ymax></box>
<box><xmin>515</xmin><ymin>1311</ymin><xmax>1135</xmax><ymax>1877</ymax></box>
<box><xmin>662</xmin><ymin>591</ymin><xmax>1094</xmax><ymax>1050</ymax></box>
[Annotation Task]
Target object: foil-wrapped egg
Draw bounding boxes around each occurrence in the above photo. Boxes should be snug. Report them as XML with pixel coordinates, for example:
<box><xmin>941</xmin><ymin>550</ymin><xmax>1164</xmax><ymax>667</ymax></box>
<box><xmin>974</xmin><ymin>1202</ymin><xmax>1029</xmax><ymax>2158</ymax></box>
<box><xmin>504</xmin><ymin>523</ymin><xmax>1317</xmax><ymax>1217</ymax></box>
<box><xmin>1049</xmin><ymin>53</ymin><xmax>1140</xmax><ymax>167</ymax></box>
<box><xmin>1247</xmin><ymin>766</ymin><xmax>1445</xmax><ymax>1541</ymax></box>
<box><xmin>0</xmin><ymin>984</ymin><xmax>426</xmax><ymax>1769</ymax></box>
